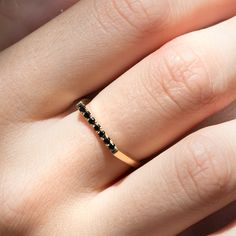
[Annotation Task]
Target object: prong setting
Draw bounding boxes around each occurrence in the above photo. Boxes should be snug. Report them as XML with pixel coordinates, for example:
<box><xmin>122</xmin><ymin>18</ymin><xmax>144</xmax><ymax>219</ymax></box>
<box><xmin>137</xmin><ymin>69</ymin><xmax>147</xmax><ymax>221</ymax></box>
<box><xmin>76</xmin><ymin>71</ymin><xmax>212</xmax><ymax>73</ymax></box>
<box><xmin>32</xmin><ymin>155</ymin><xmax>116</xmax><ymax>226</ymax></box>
<box><xmin>76</xmin><ymin>101</ymin><xmax>117</xmax><ymax>153</ymax></box>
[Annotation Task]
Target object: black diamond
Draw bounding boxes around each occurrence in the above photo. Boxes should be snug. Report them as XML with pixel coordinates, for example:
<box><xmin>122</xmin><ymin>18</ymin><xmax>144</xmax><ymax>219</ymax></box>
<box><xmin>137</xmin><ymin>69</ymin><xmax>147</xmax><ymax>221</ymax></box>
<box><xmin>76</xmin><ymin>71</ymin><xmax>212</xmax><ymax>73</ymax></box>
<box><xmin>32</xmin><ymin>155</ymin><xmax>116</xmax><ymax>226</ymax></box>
<box><xmin>94</xmin><ymin>124</ymin><xmax>101</xmax><ymax>131</ymax></box>
<box><xmin>109</xmin><ymin>143</ymin><xmax>115</xmax><ymax>150</ymax></box>
<box><xmin>78</xmin><ymin>105</ymin><xmax>86</xmax><ymax>113</ymax></box>
<box><xmin>84</xmin><ymin>111</ymin><xmax>91</xmax><ymax>119</ymax></box>
<box><xmin>111</xmin><ymin>148</ymin><xmax>117</xmax><ymax>154</ymax></box>
<box><xmin>88</xmin><ymin>117</ymin><xmax>95</xmax><ymax>124</ymax></box>
<box><xmin>98</xmin><ymin>131</ymin><xmax>105</xmax><ymax>138</ymax></box>
<box><xmin>104</xmin><ymin>137</ymin><xmax>110</xmax><ymax>145</ymax></box>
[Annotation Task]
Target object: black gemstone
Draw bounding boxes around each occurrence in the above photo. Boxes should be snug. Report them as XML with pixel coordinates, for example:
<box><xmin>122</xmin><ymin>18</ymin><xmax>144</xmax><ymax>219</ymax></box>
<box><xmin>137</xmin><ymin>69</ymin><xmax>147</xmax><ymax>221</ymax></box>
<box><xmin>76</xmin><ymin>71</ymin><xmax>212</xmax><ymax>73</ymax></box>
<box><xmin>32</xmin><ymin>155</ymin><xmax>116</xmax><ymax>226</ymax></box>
<box><xmin>84</xmin><ymin>111</ymin><xmax>91</xmax><ymax>119</ymax></box>
<box><xmin>104</xmin><ymin>137</ymin><xmax>110</xmax><ymax>145</ymax></box>
<box><xmin>94</xmin><ymin>124</ymin><xmax>101</xmax><ymax>131</ymax></box>
<box><xmin>78</xmin><ymin>105</ymin><xmax>86</xmax><ymax>113</ymax></box>
<box><xmin>108</xmin><ymin>143</ymin><xmax>115</xmax><ymax>150</ymax></box>
<box><xmin>88</xmin><ymin>117</ymin><xmax>95</xmax><ymax>124</ymax></box>
<box><xmin>111</xmin><ymin>148</ymin><xmax>117</xmax><ymax>154</ymax></box>
<box><xmin>98</xmin><ymin>130</ymin><xmax>105</xmax><ymax>138</ymax></box>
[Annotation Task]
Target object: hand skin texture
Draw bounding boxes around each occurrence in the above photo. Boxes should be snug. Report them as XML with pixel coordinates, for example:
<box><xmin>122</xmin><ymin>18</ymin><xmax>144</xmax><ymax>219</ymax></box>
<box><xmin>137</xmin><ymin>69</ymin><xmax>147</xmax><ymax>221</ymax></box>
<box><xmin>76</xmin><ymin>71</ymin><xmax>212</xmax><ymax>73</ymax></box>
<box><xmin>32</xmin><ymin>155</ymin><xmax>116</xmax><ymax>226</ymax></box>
<box><xmin>0</xmin><ymin>1</ymin><xmax>236</xmax><ymax>236</ymax></box>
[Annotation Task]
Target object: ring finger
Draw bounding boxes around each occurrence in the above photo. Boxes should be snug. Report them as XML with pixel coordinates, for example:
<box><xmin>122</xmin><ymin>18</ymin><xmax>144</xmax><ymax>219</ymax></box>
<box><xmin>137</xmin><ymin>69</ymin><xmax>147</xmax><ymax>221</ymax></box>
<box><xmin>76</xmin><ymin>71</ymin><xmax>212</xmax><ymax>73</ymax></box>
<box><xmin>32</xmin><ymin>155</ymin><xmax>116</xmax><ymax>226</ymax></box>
<box><xmin>61</xmin><ymin>16</ymin><xmax>236</xmax><ymax>188</ymax></box>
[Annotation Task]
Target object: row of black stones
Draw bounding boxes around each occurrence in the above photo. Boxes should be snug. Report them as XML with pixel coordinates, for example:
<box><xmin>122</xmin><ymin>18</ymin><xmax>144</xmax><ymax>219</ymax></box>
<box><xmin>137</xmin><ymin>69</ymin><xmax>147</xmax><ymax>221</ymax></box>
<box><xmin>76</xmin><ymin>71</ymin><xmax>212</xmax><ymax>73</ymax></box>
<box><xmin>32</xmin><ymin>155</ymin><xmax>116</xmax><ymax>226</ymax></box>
<box><xmin>76</xmin><ymin>101</ymin><xmax>118</xmax><ymax>154</ymax></box>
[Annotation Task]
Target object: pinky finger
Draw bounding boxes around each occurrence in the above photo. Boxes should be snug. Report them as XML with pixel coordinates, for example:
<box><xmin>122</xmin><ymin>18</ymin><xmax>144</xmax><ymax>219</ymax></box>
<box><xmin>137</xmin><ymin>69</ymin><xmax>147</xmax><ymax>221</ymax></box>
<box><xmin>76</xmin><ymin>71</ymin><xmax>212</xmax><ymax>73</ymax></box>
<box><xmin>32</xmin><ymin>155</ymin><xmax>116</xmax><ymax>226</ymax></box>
<box><xmin>91</xmin><ymin>119</ymin><xmax>236</xmax><ymax>236</ymax></box>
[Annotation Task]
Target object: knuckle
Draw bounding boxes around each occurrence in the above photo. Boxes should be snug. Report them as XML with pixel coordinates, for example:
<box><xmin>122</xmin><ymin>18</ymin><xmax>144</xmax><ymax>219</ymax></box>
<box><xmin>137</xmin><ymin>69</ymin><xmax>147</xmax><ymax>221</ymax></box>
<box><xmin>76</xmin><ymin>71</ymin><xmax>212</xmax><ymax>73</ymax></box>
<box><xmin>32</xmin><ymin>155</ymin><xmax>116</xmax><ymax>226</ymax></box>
<box><xmin>98</xmin><ymin>0</ymin><xmax>171</xmax><ymax>33</ymax></box>
<box><xmin>145</xmin><ymin>40</ymin><xmax>216</xmax><ymax>114</ymax></box>
<box><xmin>175</xmin><ymin>130</ymin><xmax>233</xmax><ymax>203</ymax></box>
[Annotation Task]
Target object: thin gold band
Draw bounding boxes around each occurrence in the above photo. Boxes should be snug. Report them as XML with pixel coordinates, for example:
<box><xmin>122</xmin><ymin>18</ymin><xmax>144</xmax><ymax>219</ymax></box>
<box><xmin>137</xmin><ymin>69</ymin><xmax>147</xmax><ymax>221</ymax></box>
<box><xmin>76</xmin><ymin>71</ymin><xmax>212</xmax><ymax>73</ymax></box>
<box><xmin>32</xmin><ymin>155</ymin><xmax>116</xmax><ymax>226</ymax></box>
<box><xmin>76</xmin><ymin>99</ymin><xmax>141</xmax><ymax>168</ymax></box>
<box><xmin>113</xmin><ymin>150</ymin><xmax>140</xmax><ymax>168</ymax></box>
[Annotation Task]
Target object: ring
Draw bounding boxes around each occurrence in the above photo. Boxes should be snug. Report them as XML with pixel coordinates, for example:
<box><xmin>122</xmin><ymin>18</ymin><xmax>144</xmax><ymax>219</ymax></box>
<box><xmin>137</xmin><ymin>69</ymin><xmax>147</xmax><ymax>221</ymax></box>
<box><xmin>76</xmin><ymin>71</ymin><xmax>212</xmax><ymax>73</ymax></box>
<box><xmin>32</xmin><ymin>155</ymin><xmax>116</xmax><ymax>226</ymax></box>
<box><xmin>76</xmin><ymin>99</ymin><xmax>141</xmax><ymax>168</ymax></box>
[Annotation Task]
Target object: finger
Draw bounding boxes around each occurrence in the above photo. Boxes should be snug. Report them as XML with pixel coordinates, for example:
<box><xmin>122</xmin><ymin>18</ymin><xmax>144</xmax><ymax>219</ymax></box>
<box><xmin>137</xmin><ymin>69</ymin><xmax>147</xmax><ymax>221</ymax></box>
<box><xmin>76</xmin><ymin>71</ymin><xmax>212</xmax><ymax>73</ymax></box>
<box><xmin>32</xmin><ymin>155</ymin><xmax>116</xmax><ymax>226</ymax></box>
<box><xmin>63</xmin><ymin>16</ymin><xmax>236</xmax><ymax>188</ymax></box>
<box><xmin>90</xmin><ymin>120</ymin><xmax>236</xmax><ymax>235</ymax></box>
<box><xmin>1</xmin><ymin>0</ymin><xmax>236</xmax><ymax>120</ymax></box>
<box><xmin>0</xmin><ymin>0</ymin><xmax>78</xmax><ymax>50</ymax></box>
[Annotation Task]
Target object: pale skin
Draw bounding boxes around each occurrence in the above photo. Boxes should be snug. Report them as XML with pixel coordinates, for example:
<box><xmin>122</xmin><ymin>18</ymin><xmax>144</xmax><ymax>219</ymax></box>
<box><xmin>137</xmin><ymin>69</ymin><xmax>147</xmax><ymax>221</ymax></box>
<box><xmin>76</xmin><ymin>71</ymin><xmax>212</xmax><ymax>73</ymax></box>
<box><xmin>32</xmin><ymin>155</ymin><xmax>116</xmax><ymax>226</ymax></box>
<box><xmin>1</xmin><ymin>1</ymin><xmax>236</xmax><ymax>235</ymax></box>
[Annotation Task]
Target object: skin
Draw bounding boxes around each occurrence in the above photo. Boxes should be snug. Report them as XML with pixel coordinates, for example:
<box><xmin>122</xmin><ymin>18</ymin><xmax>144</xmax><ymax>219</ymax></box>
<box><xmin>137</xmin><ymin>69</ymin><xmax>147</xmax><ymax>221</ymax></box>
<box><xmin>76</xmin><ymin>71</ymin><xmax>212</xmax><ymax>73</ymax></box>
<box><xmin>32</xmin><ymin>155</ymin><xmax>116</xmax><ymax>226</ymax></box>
<box><xmin>0</xmin><ymin>0</ymin><xmax>236</xmax><ymax>235</ymax></box>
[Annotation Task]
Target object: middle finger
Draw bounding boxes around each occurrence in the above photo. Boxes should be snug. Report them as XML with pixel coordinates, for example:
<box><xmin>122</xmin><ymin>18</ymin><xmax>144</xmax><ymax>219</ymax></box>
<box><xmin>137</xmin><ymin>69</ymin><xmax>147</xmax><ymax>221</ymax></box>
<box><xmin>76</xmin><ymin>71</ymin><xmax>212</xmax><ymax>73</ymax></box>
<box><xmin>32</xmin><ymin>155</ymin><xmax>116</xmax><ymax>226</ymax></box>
<box><xmin>0</xmin><ymin>0</ymin><xmax>235</xmax><ymax>120</ymax></box>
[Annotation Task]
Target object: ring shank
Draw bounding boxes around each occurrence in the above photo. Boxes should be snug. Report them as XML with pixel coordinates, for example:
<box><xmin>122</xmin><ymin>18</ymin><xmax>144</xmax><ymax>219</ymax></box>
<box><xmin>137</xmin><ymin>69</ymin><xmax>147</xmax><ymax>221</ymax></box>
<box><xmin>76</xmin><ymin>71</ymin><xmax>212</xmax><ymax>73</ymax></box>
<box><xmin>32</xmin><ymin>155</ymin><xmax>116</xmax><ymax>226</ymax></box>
<box><xmin>113</xmin><ymin>150</ymin><xmax>141</xmax><ymax>168</ymax></box>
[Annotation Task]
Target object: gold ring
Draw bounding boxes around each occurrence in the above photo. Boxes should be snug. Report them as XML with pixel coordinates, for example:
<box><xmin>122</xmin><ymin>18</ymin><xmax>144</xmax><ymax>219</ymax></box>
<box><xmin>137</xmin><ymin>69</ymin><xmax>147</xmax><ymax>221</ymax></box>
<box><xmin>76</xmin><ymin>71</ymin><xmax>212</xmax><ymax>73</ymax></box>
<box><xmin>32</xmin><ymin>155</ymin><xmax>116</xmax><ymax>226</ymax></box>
<box><xmin>76</xmin><ymin>99</ymin><xmax>141</xmax><ymax>168</ymax></box>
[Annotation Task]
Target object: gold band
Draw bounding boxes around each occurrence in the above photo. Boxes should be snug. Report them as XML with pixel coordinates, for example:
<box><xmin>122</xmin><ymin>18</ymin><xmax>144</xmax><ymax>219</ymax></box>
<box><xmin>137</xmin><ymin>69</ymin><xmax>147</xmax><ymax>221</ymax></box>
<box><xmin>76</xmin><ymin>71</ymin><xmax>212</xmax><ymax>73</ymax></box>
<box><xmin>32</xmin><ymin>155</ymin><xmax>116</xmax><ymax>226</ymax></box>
<box><xmin>76</xmin><ymin>99</ymin><xmax>141</xmax><ymax>168</ymax></box>
<box><xmin>113</xmin><ymin>151</ymin><xmax>141</xmax><ymax>168</ymax></box>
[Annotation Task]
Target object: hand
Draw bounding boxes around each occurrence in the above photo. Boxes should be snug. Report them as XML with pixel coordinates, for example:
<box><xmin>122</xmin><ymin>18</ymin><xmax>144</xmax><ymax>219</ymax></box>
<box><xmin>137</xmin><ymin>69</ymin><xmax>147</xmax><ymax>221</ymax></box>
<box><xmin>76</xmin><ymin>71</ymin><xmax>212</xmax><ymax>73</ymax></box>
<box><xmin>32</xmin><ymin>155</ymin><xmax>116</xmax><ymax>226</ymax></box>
<box><xmin>0</xmin><ymin>1</ymin><xmax>236</xmax><ymax>235</ymax></box>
